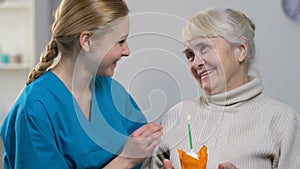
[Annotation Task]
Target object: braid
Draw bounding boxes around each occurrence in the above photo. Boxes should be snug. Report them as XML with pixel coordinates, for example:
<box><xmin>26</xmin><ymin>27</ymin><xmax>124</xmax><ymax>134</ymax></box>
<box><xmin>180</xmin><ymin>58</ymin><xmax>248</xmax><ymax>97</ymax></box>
<box><xmin>26</xmin><ymin>39</ymin><xmax>59</xmax><ymax>85</ymax></box>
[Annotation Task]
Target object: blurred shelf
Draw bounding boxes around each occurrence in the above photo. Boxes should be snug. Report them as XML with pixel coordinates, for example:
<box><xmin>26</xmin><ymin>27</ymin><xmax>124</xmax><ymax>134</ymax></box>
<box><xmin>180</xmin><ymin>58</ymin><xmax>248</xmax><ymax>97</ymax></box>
<box><xmin>0</xmin><ymin>63</ymin><xmax>30</xmax><ymax>70</ymax></box>
<box><xmin>0</xmin><ymin>1</ymin><xmax>29</xmax><ymax>9</ymax></box>
<box><xmin>0</xmin><ymin>0</ymin><xmax>34</xmax><ymax>72</ymax></box>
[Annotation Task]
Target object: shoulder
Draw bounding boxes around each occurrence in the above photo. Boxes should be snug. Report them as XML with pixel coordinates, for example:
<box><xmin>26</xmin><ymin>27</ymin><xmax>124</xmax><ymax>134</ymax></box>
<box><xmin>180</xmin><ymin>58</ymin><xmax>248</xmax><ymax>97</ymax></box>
<box><xmin>260</xmin><ymin>96</ymin><xmax>300</xmax><ymax>144</ymax></box>
<box><xmin>24</xmin><ymin>71</ymin><xmax>65</xmax><ymax>102</ymax></box>
<box><xmin>257</xmin><ymin>94</ymin><xmax>297</xmax><ymax>118</ymax></box>
<box><xmin>19</xmin><ymin>82</ymin><xmax>48</xmax><ymax>113</ymax></box>
<box><xmin>254</xmin><ymin>95</ymin><xmax>300</xmax><ymax>135</ymax></box>
<box><xmin>13</xmin><ymin>72</ymin><xmax>67</xmax><ymax>122</ymax></box>
<box><xmin>1</xmin><ymin>83</ymin><xmax>52</xmax><ymax>141</ymax></box>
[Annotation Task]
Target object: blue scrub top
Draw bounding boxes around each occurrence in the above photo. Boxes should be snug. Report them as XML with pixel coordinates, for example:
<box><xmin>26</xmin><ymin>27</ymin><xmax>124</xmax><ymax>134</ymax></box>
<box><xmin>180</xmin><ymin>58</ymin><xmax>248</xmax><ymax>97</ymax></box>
<box><xmin>1</xmin><ymin>71</ymin><xmax>147</xmax><ymax>169</ymax></box>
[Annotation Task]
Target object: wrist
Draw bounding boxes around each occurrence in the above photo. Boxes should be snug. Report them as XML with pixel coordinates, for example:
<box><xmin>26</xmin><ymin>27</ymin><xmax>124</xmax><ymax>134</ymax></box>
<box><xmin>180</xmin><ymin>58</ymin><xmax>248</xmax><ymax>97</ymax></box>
<box><xmin>116</xmin><ymin>155</ymin><xmax>134</xmax><ymax>169</ymax></box>
<box><xmin>103</xmin><ymin>155</ymin><xmax>134</xmax><ymax>169</ymax></box>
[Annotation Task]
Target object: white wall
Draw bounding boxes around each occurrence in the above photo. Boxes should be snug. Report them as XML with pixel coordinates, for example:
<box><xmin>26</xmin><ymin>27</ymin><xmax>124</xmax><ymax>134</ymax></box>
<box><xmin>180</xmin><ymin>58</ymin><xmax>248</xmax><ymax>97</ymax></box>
<box><xmin>114</xmin><ymin>0</ymin><xmax>300</xmax><ymax>122</ymax></box>
<box><xmin>1</xmin><ymin>0</ymin><xmax>299</xmax><ymax>123</ymax></box>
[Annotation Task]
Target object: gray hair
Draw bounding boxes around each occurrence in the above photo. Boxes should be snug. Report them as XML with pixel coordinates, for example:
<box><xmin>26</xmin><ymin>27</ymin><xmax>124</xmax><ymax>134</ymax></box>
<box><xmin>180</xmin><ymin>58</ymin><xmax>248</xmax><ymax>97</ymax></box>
<box><xmin>183</xmin><ymin>8</ymin><xmax>256</xmax><ymax>64</ymax></box>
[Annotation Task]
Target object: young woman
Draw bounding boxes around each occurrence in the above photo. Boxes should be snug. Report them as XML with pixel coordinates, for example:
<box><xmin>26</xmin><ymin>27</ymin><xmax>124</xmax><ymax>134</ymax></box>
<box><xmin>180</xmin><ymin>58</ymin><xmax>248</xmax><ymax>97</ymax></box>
<box><xmin>1</xmin><ymin>0</ymin><xmax>162</xmax><ymax>168</ymax></box>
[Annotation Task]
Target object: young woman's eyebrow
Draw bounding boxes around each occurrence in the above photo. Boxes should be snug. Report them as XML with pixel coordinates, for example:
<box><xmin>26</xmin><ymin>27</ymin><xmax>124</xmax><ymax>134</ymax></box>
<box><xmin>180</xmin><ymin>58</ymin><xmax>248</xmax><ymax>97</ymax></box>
<box><xmin>120</xmin><ymin>34</ymin><xmax>128</xmax><ymax>40</ymax></box>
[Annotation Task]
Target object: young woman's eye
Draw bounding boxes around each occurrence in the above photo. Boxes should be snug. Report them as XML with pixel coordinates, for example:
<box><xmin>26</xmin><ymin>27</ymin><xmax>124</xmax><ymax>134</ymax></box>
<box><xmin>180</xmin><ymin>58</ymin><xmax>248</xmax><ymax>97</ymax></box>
<box><xmin>118</xmin><ymin>39</ymin><xmax>126</xmax><ymax>45</ymax></box>
<box><xmin>185</xmin><ymin>51</ymin><xmax>195</xmax><ymax>62</ymax></box>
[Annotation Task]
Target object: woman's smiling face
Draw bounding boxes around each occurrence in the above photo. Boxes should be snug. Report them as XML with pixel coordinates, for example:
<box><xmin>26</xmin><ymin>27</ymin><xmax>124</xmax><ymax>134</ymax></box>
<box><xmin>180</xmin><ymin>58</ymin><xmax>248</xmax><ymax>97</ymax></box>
<box><xmin>86</xmin><ymin>16</ymin><xmax>130</xmax><ymax>77</ymax></box>
<box><xmin>184</xmin><ymin>36</ymin><xmax>246</xmax><ymax>95</ymax></box>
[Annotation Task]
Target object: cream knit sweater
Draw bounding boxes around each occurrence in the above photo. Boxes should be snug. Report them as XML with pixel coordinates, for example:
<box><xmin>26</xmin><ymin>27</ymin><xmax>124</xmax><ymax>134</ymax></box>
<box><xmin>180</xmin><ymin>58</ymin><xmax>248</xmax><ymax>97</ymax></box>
<box><xmin>142</xmin><ymin>76</ymin><xmax>300</xmax><ymax>169</ymax></box>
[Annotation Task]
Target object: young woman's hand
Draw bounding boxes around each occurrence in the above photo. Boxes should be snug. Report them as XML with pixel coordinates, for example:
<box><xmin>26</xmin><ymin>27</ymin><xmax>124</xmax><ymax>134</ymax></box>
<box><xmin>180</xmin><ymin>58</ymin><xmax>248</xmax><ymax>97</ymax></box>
<box><xmin>120</xmin><ymin>122</ymin><xmax>163</xmax><ymax>168</ymax></box>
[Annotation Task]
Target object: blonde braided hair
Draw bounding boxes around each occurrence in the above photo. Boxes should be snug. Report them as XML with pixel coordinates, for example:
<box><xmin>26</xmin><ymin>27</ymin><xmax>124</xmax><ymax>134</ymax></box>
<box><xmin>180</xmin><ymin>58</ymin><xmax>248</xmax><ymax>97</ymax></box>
<box><xmin>26</xmin><ymin>0</ymin><xmax>129</xmax><ymax>85</ymax></box>
<box><xmin>26</xmin><ymin>39</ymin><xmax>58</xmax><ymax>85</ymax></box>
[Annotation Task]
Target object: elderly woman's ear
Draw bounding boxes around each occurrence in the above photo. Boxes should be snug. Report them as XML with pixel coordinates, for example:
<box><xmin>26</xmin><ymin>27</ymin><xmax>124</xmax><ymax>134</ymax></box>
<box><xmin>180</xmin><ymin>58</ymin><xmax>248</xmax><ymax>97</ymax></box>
<box><xmin>237</xmin><ymin>37</ymin><xmax>249</xmax><ymax>63</ymax></box>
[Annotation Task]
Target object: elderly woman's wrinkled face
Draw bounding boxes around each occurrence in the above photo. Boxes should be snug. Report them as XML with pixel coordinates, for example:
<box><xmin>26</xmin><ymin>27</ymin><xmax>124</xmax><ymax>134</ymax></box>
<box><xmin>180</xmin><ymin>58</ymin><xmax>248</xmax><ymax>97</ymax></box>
<box><xmin>184</xmin><ymin>36</ymin><xmax>247</xmax><ymax>95</ymax></box>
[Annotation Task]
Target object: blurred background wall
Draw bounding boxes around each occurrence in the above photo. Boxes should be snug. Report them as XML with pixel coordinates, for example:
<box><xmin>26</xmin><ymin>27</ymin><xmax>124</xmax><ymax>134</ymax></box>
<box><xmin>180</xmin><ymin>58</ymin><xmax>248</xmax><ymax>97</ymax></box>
<box><xmin>1</xmin><ymin>0</ymin><xmax>299</xmax><ymax>123</ymax></box>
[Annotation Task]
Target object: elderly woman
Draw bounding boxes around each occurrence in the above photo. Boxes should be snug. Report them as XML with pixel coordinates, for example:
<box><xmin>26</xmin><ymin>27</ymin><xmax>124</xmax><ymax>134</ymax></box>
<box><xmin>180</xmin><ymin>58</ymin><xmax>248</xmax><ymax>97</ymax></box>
<box><xmin>144</xmin><ymin>8</ymin><xmax>300</xmax><ymax>169</ymax></box>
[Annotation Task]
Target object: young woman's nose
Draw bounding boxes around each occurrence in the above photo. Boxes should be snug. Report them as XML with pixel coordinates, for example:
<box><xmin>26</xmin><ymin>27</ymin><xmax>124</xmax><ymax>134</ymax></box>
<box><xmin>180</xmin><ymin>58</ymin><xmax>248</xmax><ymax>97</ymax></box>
<box><xmin>121</xmin><ymin>41</ymin><xmax>130</xmax><ymax>57</ymax></box>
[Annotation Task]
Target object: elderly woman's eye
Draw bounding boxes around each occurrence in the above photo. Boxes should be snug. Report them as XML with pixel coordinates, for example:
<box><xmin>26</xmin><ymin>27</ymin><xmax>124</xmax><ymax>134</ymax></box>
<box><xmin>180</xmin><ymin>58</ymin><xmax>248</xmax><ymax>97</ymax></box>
<box><xmin>185</xmin><ymin>51</ymin><xmax>195</xmax><ymax>62</ymax></box>
<box><xmin>200</xmin><ymin>44</ymin><xmax>210</xmax><ymax>54</ymax></box>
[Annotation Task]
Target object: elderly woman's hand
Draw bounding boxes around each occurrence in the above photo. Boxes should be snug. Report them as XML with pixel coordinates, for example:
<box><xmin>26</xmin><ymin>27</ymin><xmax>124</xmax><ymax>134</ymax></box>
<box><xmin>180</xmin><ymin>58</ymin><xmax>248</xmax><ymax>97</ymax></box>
<box><xmin>218</xmin><ymin>162</ymin><xmax>238</xmax><ymax>169</ymax></box>
<box><xmin>162</xmin><ymin>159</ymin><xmax>237</xmax><ymax>169</ymax></box>
<box><xmin>162</xmin><ymin>159</ymin><xmax>174</xmax><ymax>169</ymax></box>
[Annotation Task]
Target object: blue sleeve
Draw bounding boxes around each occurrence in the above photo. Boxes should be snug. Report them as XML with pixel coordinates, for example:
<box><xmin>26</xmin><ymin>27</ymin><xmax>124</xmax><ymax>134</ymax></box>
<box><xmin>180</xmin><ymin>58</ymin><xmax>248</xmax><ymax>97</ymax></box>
<box><xmin>13</xmin><ymin>102</ymin><xmax>69</xmax><ymax>169</ymax></box>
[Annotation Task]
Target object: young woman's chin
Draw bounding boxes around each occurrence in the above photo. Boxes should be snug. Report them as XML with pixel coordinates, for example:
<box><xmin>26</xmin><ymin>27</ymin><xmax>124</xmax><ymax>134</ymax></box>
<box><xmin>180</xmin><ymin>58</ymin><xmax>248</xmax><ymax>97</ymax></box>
<box><xmin>97</xmin><ymin>67</ymin><xmax>115</xmax><ymax>77</ymax></box>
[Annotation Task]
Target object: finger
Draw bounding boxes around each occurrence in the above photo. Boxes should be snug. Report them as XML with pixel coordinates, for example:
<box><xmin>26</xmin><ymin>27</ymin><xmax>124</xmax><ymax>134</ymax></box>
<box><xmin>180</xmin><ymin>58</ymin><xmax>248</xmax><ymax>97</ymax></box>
<box><xmin>143</xmin><ymin>130</ymin><xmax>163</xmax><ymax>148</ymax></box>
<box><xmin>128</xmin><ymin>136</ymin><xmax>152</xmax><ymax>148</ymax></box>
<box><xmin>132</xmin><ymin>123</ymin><xmax>163</xmax><ymax>137</ymax></box>
<box><xmin>150</xmin><ymin>131</ymin><xmax>163</xmax><ymax>138</ymax></box>
<box><xmin>128</xmin><ymin>133</ymin><xmax>160</xmax><ymax>149</ymax></box>
<box><xmin>147</xmin><ymin>127</ymin><xmax>163</xmax><ymax>138</ymax></box>
<box><xmin>163</xmin><ymin>159</ymin><xmax>174</xmax><ymax>169</ymax></box>
<box><xmin>131</xmin><ymin>123</ymin><xmax>160</xmax><ymax>136</ymax></box>
<box><xmin>142</xmin><ymin>123</ymin><xmax>163</xmax><ymax>137</ymax></box>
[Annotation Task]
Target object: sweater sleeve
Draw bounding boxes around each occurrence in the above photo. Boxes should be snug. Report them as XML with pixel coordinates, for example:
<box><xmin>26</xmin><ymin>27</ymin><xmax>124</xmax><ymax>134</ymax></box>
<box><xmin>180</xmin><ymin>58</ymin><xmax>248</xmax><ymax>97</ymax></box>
<box><xmin>278</xmin><ymin>108</ymin><xmax>300</xmax><ymax>169</ymax></box>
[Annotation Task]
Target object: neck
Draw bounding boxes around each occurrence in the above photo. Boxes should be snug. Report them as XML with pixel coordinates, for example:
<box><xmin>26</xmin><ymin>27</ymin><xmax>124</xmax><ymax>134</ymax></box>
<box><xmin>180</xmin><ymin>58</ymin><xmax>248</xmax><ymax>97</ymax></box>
<box><xmin>51</xmin><ymin>55</ymin><xmax>94</xmax><ymax>94</ymax></box>
<box><xmin>227</xmin><ymin>75</ymin><xmax>249</xmax><ymax>92</ymax></box>
<box><xmin>51</xmin><ymin>55</ymin><xmax>94</xmax><ymax>120</ymax></box>
<box><xmin>204</xmin><ymin>75</ymin><xmax>263</xmax><ymax>107</ymax></box>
